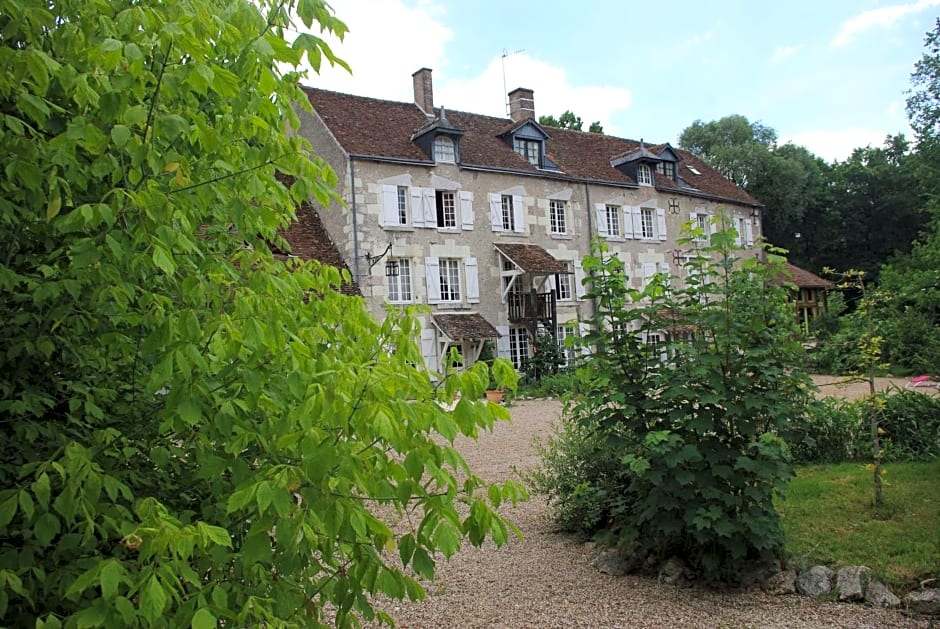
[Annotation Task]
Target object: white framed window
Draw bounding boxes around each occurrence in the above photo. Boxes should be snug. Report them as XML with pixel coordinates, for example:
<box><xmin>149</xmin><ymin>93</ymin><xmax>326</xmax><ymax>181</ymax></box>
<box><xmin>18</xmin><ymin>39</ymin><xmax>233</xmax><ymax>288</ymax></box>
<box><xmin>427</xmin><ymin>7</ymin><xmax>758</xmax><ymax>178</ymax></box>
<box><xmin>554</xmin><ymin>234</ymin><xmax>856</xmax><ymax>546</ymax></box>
<box><xmin>501</xmin><ymin>195</ymin><xmax>515</xmax><ymax>231</ymax></box>
<box><xmin>513</xmin><ymin>138</ymin><xmax>540</xmax><ymax>166</ymax></box>
<box><xmin>434</xmin><ymin>136</ymin><xmax>456</xmax><ymax>163</ymax></box>
<box><xmin>508</xmin><ymin>327</ymin><xmax>529</xmax><ymax>370</ymax></box>
<box><xmin>637</xmin><ymin>163</ymin><xmax>653</xmax><ymax>185</ymax></box>
<box><xmin>550</xmin><ymin>199</ymin><xmax>567</xmax><ymax>235</ymax></box>
<box><xmin>387</xmin><ymin>259</ymin><xmax>412</xmax><ymax>303</ymax></box>
<box><xmin>556</xmin><ymin>265</ymin><xmax>573</xmax><ymax>301</ymax></box>
<box><xmin>436</xmin><ymin>190</ymin><xmax>457</xmax><ymax>228</ymax></box>
<box><xmin>605</xmin><ymin>204</ymin><xmax>620</xmax><ymax>237</ymax></box>
<box><xmin>439</xmin><ymin>258</ymin><xmax>461</xmax><ymax>302</ymax></box>
<box><xmin>640</xmin><ymin>207</ymin><xmax>655</xmax><ymax>239</ymax></box>
<box><xmin>396</xmin><ymin>186</ymin><xmax>409</xmax><ymax>225</ymax></box>
<box><xmin>556</xmin><ymin>324</ymin><xmax>578</xmax><ymax>367</ymax></box>
<box><xmin>696</xmin><ymin>213</ymin><xmax>709</xmax><ymax>239</ymax></box>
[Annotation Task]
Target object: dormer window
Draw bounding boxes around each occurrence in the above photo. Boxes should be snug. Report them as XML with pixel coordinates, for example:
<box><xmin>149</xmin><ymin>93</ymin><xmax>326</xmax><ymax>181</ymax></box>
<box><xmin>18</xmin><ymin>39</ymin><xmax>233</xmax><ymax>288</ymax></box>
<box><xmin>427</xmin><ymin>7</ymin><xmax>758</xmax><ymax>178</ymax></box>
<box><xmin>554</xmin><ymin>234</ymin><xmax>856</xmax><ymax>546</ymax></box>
<box><xmin>656</xmin><ymin>161</ymin><xmax>676</xmax><ymax>180</ymax></box>
<box><xmin>637</xmin><ymin>163</ymin><xmax>653</xmax><ymax>186</ymax></box>
<box><xmin>513</xmin><ymin>138</ymin><xmax>540</xmax><ymax>166</ymax></box>
<box><xmin>434</xmin><ymin>136</ymin><xmax>456</xmax><ymax>163</ymax></box>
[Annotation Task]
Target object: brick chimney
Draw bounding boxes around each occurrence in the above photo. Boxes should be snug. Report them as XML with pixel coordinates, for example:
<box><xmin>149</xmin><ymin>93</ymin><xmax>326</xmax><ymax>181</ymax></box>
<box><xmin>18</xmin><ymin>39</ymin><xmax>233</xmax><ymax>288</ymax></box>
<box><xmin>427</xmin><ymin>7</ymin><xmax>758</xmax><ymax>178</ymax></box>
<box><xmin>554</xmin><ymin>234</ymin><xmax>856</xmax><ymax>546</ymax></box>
<box><xmin>508</xmin><ymin>87</ymin><xmax>535</xmax><ymax>122</ymax></box>
<box><xmin>412</xmin><ymin>68</ymin><xmax>434</xmax><ymax>115</ymax></box>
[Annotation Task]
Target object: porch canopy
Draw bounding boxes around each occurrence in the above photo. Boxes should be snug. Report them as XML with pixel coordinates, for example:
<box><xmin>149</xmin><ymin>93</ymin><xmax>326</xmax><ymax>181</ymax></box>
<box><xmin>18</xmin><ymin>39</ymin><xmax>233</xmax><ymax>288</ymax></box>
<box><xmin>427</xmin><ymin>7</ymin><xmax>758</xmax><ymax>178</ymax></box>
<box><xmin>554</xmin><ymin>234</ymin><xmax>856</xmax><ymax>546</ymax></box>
<box><xmin>432</xmin><ymin>313</ymin><xmax>500</xmax><ymax>365</ymax></box>
<box><xmin>494</xmin><ymin>243</ymin><xmax>569</xmax><ymax>302</ymax></box>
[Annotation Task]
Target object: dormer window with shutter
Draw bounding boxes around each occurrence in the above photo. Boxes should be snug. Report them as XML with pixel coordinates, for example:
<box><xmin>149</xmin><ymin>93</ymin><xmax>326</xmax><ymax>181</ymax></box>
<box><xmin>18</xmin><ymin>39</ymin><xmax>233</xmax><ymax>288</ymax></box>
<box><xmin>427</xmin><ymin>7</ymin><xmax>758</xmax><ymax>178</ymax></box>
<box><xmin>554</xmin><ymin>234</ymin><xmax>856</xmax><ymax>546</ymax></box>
<box><xmin>610</xmin><ymin>140</ymin><xmax>662</xmax><ymax>186</ymax></box>
<box><xmin>411</xmin><ymin>107</ymin><xmax>464</xmax><ymax>164</ymax></box>
<box><xmin>501</xmin><ymin>119</ymin><xmax>555</xmax><ymax>170</ymax></box>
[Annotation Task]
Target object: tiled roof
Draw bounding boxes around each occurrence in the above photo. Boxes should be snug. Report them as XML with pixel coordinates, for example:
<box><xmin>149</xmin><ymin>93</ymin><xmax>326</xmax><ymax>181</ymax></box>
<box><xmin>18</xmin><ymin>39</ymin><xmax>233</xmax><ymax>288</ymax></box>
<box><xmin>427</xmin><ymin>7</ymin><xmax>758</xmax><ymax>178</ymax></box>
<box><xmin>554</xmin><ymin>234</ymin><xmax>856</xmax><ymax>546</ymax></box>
<box><xmin>433</xmin><ymin>313</ymin><xmax>499</xmax><ymax>341</ymax></box>
<box><xmin>495</xmin><ymin>243</ymin><xmax>569</xmax><ymax>273</ymax></box>
<box><xmin>770</xmin><ymin>262</ymin><xmax>835</xmax><ymax>289</ymax></box>
<box><xmin>301</xmin><ymin>86</ymin><xmax>759</xmax><ymax>207</ymax></box>
<box><xmin>276</xmin><ymin>182</ymin><xmax>361</xmax><ymax>295</ymax></box>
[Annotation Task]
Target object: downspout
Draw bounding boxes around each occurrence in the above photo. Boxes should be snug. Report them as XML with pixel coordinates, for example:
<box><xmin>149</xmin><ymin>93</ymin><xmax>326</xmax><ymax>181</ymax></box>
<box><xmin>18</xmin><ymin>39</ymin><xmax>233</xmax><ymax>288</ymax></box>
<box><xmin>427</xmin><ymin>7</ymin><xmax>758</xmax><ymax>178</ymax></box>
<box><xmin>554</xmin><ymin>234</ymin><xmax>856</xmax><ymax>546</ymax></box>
<box><xmin>583</xmin><ymin>181</ymin><xmax>599</xmax><ymax>318</ymax></box>
<box><xmin>349</xmin><ymin>155</ymin><xmax>360</xmax><ymax>280</ymax></box>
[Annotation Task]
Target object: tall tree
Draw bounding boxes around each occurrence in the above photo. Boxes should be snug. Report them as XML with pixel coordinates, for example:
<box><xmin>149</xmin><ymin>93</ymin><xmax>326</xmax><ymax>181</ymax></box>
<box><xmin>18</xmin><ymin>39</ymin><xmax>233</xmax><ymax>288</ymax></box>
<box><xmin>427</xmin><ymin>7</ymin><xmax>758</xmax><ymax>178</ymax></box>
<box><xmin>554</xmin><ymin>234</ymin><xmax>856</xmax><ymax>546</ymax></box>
<box><xmin>0</xmin><ymin>0</ymin><xmax>521</xmax><ymax>626</ymax></box>
<box><xmin>678</xmin><ymin>114</ymin><xmax>777</xmax><ymax>187</ymax></box>
<box><xmin>539</xmin><ymin>110</ymin><xmax>604</xmax><ymax>133</ymax></box>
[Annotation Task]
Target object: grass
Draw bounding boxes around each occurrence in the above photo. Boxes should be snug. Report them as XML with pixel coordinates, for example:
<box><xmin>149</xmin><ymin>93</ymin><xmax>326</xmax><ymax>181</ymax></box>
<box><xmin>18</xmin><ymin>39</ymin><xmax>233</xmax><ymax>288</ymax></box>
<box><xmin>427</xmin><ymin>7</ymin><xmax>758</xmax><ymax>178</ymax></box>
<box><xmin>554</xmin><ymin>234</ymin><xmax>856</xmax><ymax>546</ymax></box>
<box><xmin>778</xmin><ymin>459</ymin><xmax>940</xmax><ymax>591</ymax></box>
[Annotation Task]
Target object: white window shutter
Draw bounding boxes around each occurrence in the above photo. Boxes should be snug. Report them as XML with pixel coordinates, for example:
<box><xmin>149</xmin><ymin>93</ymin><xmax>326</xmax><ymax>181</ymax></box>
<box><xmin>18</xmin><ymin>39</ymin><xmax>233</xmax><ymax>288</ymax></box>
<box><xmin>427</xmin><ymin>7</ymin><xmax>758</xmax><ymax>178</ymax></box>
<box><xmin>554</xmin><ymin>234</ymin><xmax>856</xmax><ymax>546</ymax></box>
<box><xmin>411</xmin><ymin>188</ymin><xmax>424</xmax><ymax>227</ymax></box>
<box><xmin>465</xmin><ymin>257</ymin><xmax>480</xmax><ymax>304</ymax></box>
<box><xmin>745</xmin><ymin>219</ymin><xmax>754</xmax><ymax>246</ymax></box>
<box><xmin>659</xmin><ymin>262</ymin><xmax>671</xmax><ymax>290</ymax></box>
<box><xmin>495</xmin><ymin>325</ymin><xmax>511</xmax><ymax>359</ymax></box>
<box><xmin>657</xmin><ymin>208</ymin><xmax>667</xmax><ymax>241</ymax></box>
<box><xmin>421</xmin><ymin>326</ymin><xmax>438</xmax><ymax>373</ymax></box>
<box><xmin>512</xmin><ymin>194</ymin><xmax>525</xmax><ymax>233</ymax></box>
<box><xmin>425</xmin><ymin>256</ymin><xmax>441</xmax><ymax>304</ymax></box>
<box><xmin>421</xmin><ymin>189</ymin><xmax>436</xmax><ymax>226</ymax></box>
<box><xmin>489</xmin><ymin>193</ymin><xmax>503</xmax><ymax>231</ymax></box>
<box><xmin>631</xmin><ymin>206</ymin><xmax>643</xmax><ymax>240</ymax></box>
<box><xmin>622</xmin><ymin>207</ymin><xmax>633</xmax><ymax>239</ymax></box>
<box><xmin>642</xmin><ymin>261</ymin><xmax>657</xmax><ymax>287</ymax></box>
<box><xmin>594</xmin><ymin>203</ymin><xmax>608</xmax><ymax>236</ymax></box>
<box><xmin>574</xmin><ymin>259</ymin><xmax>587</xmax><ymax>298</ymax></box>
<box><xmin>459</xmin><ymin>191</ymin><xmax>474</xmax><ymax>230</ymax></box>
<box><xmin>380</xmin><ymin>185</ymin><xmax>398</xmax><ymax>227</ymax></box>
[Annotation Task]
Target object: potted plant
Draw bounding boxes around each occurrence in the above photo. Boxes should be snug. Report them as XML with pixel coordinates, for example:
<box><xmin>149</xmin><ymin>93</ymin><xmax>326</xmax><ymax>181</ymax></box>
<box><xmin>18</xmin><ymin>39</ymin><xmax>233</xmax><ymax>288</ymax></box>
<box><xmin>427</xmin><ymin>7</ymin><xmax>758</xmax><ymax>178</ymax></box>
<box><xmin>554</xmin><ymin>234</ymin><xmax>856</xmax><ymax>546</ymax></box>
<box><xmin>479</xmin><ymin>341</ymin><xmax>518</xmax><ymax>403</ymax></box>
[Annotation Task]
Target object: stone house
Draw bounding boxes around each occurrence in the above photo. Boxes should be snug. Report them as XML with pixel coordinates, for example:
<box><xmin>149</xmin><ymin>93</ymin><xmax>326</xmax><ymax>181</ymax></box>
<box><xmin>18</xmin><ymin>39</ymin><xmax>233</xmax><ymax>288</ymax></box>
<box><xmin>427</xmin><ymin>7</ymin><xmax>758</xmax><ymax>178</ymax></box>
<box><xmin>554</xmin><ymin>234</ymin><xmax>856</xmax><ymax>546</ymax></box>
<box><xmin>291</xmin><ymin>68</ymin><xmax>762</xmax><ymax>372</ymax></box>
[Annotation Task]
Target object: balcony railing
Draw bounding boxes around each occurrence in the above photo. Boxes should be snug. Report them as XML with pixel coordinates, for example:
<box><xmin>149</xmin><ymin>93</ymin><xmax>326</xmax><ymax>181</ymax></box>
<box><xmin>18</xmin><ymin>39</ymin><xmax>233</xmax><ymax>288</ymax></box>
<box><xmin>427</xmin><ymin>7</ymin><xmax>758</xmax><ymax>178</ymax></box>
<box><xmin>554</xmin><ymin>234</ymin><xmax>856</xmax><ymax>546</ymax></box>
<box><xmin>508</xmin><ymin>290</ymin><xmax>556</xmax><ymax>325</ymax></box>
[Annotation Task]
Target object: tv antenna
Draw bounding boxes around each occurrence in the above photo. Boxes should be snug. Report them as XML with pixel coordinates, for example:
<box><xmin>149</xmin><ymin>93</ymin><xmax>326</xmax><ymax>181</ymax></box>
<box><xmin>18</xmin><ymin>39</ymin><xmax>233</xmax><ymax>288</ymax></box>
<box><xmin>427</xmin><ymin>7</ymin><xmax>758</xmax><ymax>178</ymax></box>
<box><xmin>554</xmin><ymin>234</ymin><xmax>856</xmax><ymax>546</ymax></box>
<box><xmin>501</xmin><ymin>48</ymin><xmax>524</xmax><ymax>116</ymax></box>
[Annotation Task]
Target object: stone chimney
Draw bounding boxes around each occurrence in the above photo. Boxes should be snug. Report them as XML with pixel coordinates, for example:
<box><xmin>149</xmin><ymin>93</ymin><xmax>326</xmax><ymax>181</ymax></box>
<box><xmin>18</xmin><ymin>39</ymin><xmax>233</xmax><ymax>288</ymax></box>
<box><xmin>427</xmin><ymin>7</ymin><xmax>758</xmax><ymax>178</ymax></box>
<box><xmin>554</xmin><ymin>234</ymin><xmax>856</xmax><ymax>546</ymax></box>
<box><xmin>412</xmin><ymin>68</ymin><xmax>434</xmax><ymax>115</ymax></box>
<box><xmin>508</xmin><ymin>87</ymin><xmax>535</xmax><ymax>122</ymax></box>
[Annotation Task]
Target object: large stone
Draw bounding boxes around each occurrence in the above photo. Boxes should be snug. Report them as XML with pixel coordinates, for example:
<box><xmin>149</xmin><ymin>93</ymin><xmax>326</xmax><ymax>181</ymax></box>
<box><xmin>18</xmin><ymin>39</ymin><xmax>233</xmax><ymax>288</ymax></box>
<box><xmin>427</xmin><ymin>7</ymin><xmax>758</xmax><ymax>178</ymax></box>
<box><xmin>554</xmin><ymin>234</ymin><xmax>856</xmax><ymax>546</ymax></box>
<box><xmin>763</xmin><ymin>569</ymin><xmax>797</xmax><ymax>595</ymax></box>
<box><xmin>905</xmin><ymin>589</ymin><xmax>940</xmax><ymax>616</ymax></box>
<box><xmin>658</xmin><ymin>556</ymin><xmax>687</xmax><ymax>586</ymax></box>
<box><xmin>836</xmin><ymin>565</ymin><xmax>871</xmax><ymax>602</ymax></box>
<box><xmin>591</xmin><ymin>550</ymin><xmax>630</xmax><ymax>577</ymax></box>
<box><xmin>796</xmin><ymin>565</ymin><xmax>834</xmax><ymax>597</ymax></box>
<box><xmin>865</xmin><ymin>580</ymin><xmax>900</xmax><ymax>608</ymax></box>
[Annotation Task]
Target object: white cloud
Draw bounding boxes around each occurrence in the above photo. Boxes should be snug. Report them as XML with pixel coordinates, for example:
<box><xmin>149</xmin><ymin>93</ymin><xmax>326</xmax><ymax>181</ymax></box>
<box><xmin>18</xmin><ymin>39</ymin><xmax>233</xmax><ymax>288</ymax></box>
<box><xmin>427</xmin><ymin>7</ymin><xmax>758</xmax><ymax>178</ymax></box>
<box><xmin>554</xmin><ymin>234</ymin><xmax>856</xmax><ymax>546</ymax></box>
<box><xmin>783</xmin><ymin>128</ymin><xmax>892</xmax><ymax>162</ymax></box>
<box><xmin>303</xmin><ymin>0</ymin><xmax>453</xmax><ymax>99</ymax></box>
<box><xmin>831</xmin><ymin>0</ymin><xmax>940</xmax><ymax>47</ymax></box>
<box><xmin>770</xmin><ymin>46</ymin><xmax>799</xmax><ymax>64</ymax></box>
<box><xmin>297</xmin><ymin>3</ymin><xmax>632</xmax><ymax>133</ymax></box>
<box><xmin>438</xmin><ymin>53</ymin><xmax>633</xmax><ymax>133</ymax></box>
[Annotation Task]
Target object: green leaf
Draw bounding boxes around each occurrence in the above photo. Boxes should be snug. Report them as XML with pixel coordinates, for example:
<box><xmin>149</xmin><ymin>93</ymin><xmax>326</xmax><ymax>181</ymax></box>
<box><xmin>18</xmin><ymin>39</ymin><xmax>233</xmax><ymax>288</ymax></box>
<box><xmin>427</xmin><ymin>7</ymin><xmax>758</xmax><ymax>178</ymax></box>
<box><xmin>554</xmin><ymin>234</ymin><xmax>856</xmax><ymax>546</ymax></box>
<box><xmin>139</xmin><ymin>576</ymin><xmax>167</xmax><ymax>621</ymax></box>
<box><xmin>0</xmin><ymin>494</ymin><xmax>18</xmax><ymax>528</ymax></box>
<box><xmin>111</xmin><ymin>124</ymin><xmax>131</xmax><ymax>148</ymax></box>
<box><xmin>411</xmin><ymin>547</ymin><xmax>435</xmax><ymax>581</ymax></box>
<box><xmin>152</xmin><ymin>244</ymin><xmax>176</xmax><ymax>275</ymax></box>
<box><xmin>33</xmin><ymin>512</ymin><xmax>60</xmax><ymax>546</ymax></box>
<box><xmin>99</xmin><ymin>560</ymin><xmax>124</xmax><ymax>600</ymax></box>
<box><xmin>191</xmin><ymin>607</ymin><xmax>217</xmax><ymax>629</ymax></box>
<box><xmin>46</xmin><ymin>195</ymin><xmax>62</xmax><ymax>221</ymax></box>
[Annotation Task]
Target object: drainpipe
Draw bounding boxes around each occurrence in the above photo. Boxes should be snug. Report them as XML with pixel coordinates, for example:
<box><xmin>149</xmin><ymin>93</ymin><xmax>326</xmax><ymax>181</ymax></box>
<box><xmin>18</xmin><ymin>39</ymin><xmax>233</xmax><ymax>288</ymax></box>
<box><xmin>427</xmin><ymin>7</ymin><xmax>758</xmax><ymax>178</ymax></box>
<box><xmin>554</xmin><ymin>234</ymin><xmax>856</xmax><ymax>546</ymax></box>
<box><xmin>349</xmin><ymin>155</ymin><xmax>360</xmax><ymax>280</ymax></box>
<box><xmin>583</xmin><ymin>181</ymin><xmax>599</xmax><ymax>320</ymax></box>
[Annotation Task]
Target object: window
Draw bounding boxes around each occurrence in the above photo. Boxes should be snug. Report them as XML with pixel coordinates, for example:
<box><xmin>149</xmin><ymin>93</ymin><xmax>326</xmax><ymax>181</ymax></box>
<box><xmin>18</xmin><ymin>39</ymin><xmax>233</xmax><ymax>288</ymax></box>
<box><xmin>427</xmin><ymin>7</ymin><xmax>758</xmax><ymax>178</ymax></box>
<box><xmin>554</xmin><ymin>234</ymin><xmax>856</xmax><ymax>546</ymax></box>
<box><xmin>605</xmin><ymin>204</ymin><xmax>620</xmax><ymax>237</ymax></box>
<box><xmin>695</xmin><ymin>213</ymin><xmax>709</xmax><ymax>241</ymax></box>
<box><xmin>640</xmin><ymin>207</ymin><xmax>655</xmax><ymax>239</ymax></box>
<box><xmin>387</xmin><ymin>259</ymin><xmax>412</xmax><ymax>303</ymax></box>
<box><xmin>396</xmin><ymin>186</ymin><xmax>409</xmax><ymax>225</ymax></box>
<box><xmin>550</xmin><ymin>199</ymin><xmax>567</xmax><ymax>234</ymax></box>
<box><xmin>513</xmin><ymin>138</ymin><xmax>540</xmax><ymax>166</ymax></box>
<box><xmin>436</xmin><ymin>190</ymin><xmax>456</xmax><ymax>228</ymax></box>
<box><xmin>663</xmin><ymin>162</ymin><xmax>676</xmax><ymax>179</ymax></box>
<box><xmin>556</xmin><ymin>324</ymin><xmax>578</xmax><ymax>367</ymax></box>
<box><xmin>508</xmin><ymin>327</ymin><xmax>529</xmax><ymax>370</ymax></box>
<box><xmin>556</xmin><ymin>266</ymin><xmax>573</xmax><ymax>301</ymax></box>
<box><xmin>434</xmin><ymin>136</ymin><xmax>456</xmax><ymax>163</ymax></box>
<box><xmin>637</xmin><ymin>163</ymin><xmax>652</xmax><ymax>185</ymax></box>
<box><xmin>501</xmin><ymin>195</ymin><xmax>515</xmax><ymax>231</ymax></box>
<box><xmin>438</xmin><ymin>258</ymin><xmax>461</xmax><ymax>302</ymax></box>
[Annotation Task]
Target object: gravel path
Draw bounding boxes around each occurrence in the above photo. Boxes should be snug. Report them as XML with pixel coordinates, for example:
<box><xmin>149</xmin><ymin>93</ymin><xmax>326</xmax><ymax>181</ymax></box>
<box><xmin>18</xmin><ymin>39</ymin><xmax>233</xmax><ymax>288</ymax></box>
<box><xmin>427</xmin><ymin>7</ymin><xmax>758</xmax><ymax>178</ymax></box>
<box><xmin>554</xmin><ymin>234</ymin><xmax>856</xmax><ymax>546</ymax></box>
<box><xmin>368</xmin><ymin>398</ymin><xmax>929</xmax><ymax>628</ymax></box>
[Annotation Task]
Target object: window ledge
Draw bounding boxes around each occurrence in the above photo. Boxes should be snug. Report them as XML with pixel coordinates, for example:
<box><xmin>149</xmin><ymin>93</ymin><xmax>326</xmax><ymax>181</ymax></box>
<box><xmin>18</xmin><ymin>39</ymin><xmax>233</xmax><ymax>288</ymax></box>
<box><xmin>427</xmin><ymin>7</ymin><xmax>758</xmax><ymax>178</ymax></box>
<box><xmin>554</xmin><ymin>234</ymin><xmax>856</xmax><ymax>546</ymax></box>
<box><xmin>436</xmin><ymin>227</ymin><xmax>461</xmax><ymax>233</ymax></box>
<box><xmin>551</xmin><ymin>233</ymin><xmax>572</xmax><ymax>240</ymax></box>
<box><xmin>435</xmin><ymin>302</ymin><xmax>471</xmax><ymax>310</ymax></box>
<box><xmin>383</xmin><ymin>226</ymin><xmax>414</xmax><ymax>232</ymax></box>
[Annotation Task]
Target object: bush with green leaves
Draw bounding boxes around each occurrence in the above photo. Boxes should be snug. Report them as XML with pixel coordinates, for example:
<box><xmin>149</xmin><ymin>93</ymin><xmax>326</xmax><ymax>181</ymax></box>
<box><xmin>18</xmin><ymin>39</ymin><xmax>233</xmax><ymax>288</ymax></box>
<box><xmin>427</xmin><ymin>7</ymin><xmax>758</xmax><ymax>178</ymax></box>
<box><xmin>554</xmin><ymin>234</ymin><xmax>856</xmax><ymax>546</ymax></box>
<box><xmin>528</xmin><ymin>219</ymin><xmax>814</xmax><ymax>583</ymax></box>
<box><xmin>0</xmin><ymin>1</ymin><xmax>523</xmax><ymax>626</ymax></box>
<box><xmin>788</xmin><ymin>389</ymin><xmax>940</xmax><ymax>463</ymax></box>
<box><xmin>522</xmin><ymin>332</ymin><xmax>566</xmax><ymax>383</ymax></box>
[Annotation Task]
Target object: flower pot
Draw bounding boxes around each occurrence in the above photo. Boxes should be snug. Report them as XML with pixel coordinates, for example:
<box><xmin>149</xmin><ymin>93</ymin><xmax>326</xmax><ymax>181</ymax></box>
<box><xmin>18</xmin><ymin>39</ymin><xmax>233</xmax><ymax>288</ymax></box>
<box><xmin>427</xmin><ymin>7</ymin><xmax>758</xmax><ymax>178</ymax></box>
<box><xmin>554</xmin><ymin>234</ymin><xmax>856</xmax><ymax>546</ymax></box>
<box><xmin>485</xmin><ymin>389</ymin><xmax>505</xmax><ymax>403</ymax></box>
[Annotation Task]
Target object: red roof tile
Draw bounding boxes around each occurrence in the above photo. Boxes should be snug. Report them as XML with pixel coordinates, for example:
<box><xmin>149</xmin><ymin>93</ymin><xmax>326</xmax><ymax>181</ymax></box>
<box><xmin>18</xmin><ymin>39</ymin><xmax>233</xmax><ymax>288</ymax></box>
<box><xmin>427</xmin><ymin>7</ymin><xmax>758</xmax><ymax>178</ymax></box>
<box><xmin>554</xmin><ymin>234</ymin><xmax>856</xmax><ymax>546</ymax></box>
<box><xmin>495</xmin><ymin>243</ymin><xmax>568</xmax><ymax>273</ymax></box>
<box><xmin>302</xmin><ymin>87</ymin><xmax>759</xmax><ymax>207</ymax></box>
<box><xmin>770</xmin><ymin>262</ymin><xmax>835</xmax><ymax>289</ymax></box>
<box><xmin>433</xmin><ymin>313</ymin><xmax>499</xmax><ymax>341</ymax></box>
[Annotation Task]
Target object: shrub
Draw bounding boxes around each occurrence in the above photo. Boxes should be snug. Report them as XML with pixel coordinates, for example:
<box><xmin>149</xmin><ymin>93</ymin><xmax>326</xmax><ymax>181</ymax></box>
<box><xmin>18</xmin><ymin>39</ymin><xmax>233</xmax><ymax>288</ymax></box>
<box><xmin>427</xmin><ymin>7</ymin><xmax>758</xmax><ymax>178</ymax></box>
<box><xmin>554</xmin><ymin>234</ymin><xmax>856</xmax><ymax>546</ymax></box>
<box><xmin>788</xmin><ymin>389</ymin><xmax>940</xmax><ymax>463</ymax></box>
<box><xmin>528</xmin><ymin>220</ymin><xmax>814</xmax><ymax>584</ymax></box>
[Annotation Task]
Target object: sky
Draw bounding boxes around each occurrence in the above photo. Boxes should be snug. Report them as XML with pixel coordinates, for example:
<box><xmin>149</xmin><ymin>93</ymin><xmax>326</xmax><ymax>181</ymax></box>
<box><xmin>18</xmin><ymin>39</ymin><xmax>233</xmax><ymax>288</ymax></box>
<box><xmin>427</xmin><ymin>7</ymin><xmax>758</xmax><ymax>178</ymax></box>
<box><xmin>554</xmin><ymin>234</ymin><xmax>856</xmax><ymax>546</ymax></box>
<box><xmin>305</xmin><ymin>0</ymin><xmax>940</xmax><ymax>163</ymax></box>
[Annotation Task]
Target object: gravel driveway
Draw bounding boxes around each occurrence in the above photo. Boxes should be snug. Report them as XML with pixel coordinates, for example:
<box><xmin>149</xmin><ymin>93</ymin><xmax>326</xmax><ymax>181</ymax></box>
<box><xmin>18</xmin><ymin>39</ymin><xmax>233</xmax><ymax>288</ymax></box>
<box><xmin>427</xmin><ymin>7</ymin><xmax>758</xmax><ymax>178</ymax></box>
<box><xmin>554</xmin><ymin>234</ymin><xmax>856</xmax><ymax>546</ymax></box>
<box><xmin>368</xmin><ymin>396</ymin><xmax>930</xmax><ymax>628</ymax></box>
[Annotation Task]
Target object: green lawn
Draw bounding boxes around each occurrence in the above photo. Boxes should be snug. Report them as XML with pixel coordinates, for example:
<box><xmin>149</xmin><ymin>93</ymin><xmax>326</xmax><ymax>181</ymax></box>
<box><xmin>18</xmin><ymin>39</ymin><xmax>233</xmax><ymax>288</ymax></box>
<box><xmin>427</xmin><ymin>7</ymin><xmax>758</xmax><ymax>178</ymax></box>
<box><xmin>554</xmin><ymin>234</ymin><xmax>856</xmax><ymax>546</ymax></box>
<box><xmin>778</xmin><ymin>459</ymin><xmax>940</xmax><ymax>590</ymax></box>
